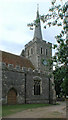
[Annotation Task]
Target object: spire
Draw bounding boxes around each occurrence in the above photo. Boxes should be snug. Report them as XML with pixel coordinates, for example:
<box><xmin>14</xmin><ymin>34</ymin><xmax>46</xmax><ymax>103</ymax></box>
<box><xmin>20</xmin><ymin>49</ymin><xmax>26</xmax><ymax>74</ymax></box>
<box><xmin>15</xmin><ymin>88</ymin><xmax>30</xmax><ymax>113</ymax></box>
<box><xmin>37</xmin><ymin>4</ymin><xmax>39</xmax><ymax>18</ymax></box>
<box><xmin>33</xmin><ymin>4</ymin><xmax>42</xmax><ymax>40</ymax></box>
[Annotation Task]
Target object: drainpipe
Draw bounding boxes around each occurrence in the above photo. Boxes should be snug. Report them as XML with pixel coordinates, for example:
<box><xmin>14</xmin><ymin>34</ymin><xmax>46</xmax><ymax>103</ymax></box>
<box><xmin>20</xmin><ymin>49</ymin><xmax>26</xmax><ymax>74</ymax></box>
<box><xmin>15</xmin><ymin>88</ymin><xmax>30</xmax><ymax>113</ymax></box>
<box><xmin>49</xmin><ymin>78</ymin><xmax>50</xmax><ymax>104</ymax></box>
<box><xmin>25</xmin><ymin>73</ymin><xmax>26</xmax><ymax>104</ymax></box>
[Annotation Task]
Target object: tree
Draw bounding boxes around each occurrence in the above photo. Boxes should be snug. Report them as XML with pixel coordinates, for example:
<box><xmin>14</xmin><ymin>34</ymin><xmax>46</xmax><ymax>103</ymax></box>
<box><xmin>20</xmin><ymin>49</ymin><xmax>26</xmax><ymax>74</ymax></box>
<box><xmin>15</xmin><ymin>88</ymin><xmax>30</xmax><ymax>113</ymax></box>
<box><xmin>53</xmin><ymin>66</ymin><xmax>65</xmax><ymax>97</ymax></box>
<box><xmin>44</xmin><ymin>0</ymin><xmax>68</xmax><ymax>96</ymax></box>
<box><xmin>28</xmin><ymin>0</ymin><xmax>68</xmax><ymax>96</ymax></box>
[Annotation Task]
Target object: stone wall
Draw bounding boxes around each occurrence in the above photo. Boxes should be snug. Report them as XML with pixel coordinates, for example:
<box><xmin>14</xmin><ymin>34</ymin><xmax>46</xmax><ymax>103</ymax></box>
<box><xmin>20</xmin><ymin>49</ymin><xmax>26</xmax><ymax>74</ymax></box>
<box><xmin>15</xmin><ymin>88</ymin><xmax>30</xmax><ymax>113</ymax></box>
<box><xmin>0</xmin><ymin>52</ymin><xmax>2</xmax><ymax>107</ymax></box>
<box><xmin>2</xmin><ymin>62</ymin><xmax>25</xmax><ymax>104</ymax></box>
<box><xmin>2</xmin><ymin>62</ymin><xmax>53</xmax><ymax>104</ymax></box>
<box><xmin>26</xmin><ymin>70</ymin><xmax>49</xmax><ymax>104</ymax></box>
<box><xmin>25</xmin><ymin>38</ymin><xmax>52</xmax><ymax>71</ymax></box>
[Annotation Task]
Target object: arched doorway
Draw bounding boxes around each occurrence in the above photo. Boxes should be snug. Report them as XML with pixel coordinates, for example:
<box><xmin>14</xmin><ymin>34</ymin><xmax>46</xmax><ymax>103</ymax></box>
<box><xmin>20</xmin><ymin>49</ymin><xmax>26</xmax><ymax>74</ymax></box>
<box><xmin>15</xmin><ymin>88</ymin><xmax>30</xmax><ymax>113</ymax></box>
<box><xmin>7</xmin><ymin>88</ymin><xmax>17</xmax><ymax>104</ymax></box>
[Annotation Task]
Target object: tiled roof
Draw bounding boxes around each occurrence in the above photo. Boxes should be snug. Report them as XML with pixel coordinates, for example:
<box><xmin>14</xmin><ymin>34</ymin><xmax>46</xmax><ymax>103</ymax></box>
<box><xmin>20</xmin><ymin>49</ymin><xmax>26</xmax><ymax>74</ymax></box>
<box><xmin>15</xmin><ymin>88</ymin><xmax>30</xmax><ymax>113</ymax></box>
<box><xmin>1</xmin><ymin>51</ymin><xmax>35</xmax><ymax>69</ymax></box>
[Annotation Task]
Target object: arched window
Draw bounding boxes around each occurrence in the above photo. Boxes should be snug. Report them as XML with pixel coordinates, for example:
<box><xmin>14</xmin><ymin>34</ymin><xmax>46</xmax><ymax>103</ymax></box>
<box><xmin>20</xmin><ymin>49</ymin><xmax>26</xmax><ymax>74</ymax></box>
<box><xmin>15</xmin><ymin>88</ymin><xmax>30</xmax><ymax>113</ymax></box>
<box><xmin>41</xmin><ymin>47</ymin><xmax>43</xmax><ymax>54</ymax></box>
<box><xmin>45</xmin><ymin>49</ymin><xmax>47</xmax><ymax>55</ymax></box>
<box><xmin>31</xmin><ymin>48</ymin><xmax>33</xmax><ymax>54</ymax></box>
<box><xmin>34</xmin><ymin>80</ymin><xmax>40</xmax><ymax>95</ymax></box>
<box><xmin>28</xmin><ymin>50</ymin><xmax>29</xmax><ymax>56</ymax></box>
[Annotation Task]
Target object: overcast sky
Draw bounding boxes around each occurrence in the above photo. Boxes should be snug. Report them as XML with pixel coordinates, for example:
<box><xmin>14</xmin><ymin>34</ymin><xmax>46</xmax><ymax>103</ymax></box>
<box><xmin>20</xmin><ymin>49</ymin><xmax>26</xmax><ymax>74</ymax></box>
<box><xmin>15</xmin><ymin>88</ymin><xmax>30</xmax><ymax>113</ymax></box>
<box><xmin>0</xmin><ymin>0</ymin><xmax>67</xmax><ymax>55</ymax></box>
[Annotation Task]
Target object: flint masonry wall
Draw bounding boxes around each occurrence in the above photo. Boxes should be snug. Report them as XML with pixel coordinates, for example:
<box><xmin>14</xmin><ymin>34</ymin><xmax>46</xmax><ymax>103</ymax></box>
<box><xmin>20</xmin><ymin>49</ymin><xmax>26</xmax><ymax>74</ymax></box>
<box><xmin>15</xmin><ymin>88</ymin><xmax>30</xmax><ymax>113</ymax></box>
<box><xmin>25</xmin><ymin>38</ymin><xmax>52</xmax><ymax>71</ymax></box>
<box><xmin>26</xmin><ymin>70</ymin><xmax>49</xmax><ymax>104</ymax></box>
<box><xmin>2</xmin><ymin>62</ymin><xmax>50</xmax><ymax>104</ymax></box>
<box><xmin>2</xmin><ymin>63</ymin><xmax>25</xmax><ymax>104</ymax></box>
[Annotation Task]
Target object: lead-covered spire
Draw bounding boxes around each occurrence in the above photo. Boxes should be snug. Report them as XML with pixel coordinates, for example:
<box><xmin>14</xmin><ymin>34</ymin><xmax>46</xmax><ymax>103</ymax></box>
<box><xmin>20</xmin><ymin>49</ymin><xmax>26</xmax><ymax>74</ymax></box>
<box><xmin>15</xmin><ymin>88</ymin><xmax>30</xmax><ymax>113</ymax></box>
<box><xmin>37</xmin><ymin>4</ymin><xmax>39</xmax><ymax>18</ymax></box>
<box><xmin>33</xmin><ymin>4</ymin><xmax>42</xmax><ymax>40</ymax></box>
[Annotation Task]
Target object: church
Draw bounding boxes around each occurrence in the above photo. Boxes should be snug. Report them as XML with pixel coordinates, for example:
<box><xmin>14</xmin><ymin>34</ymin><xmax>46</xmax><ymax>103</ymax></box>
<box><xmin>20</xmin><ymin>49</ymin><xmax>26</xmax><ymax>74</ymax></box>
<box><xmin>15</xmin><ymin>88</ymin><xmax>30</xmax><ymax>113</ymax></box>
<box><xmin>1</xmin><ymin>7</ymin><xmax>56</xmax><ymax>104</ymax></box>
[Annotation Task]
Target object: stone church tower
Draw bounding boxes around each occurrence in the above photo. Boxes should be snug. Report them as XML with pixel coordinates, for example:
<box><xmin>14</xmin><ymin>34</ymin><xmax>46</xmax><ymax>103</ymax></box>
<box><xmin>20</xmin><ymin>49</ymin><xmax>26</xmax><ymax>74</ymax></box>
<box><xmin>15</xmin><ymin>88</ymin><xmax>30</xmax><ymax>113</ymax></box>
<box><xmin>23</xmin><ymin>7</ymin><xmax>52</xmax><ymax>72</ymax></box>
<box><xmin>21</xmin><ymin>7</ymin><xmax>56</xmax><ymax>104</ymax></box>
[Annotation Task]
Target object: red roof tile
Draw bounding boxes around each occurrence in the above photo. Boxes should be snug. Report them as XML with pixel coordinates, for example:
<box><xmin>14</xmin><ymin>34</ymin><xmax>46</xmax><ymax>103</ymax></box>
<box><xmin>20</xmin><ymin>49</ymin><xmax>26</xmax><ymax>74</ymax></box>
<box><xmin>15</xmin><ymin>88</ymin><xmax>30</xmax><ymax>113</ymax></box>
<box><xmin>1</xmin><ymin>51</ymin><xmax>35</xmax><ymax>69</ymax></box>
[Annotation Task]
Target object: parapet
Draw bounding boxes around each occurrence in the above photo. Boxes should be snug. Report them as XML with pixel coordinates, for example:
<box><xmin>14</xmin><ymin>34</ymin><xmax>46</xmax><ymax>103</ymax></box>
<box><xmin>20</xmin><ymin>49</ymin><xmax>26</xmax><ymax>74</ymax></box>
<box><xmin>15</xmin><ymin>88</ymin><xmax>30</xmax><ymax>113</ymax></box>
<box><xmin>25</xmin><ymin>38</ymin><xmax>52</xmax><ymax>49</ymax></box>
<box><xmin>25</xmin><ymin>40</ymin><xmax>33</xmax><ymax>48</ymax></box>
<box><xmin>43</xmin><ymin>40</ymin><xmax>52</xmax><ymax>45</ymax></box>
<box><xmin>1</xmin><ymin>62</ymin><xmax>47</xmax><ymax>76</ymax></box>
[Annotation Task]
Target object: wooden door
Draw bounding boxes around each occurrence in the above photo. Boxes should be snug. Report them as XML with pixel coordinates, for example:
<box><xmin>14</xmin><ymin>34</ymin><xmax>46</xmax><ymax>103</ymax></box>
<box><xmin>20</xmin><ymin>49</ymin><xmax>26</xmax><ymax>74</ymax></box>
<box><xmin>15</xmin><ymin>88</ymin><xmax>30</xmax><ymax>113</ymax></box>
<box><xmin>7</xmin><ymin>89</ymin><xmax>17</xmax><ymax>104</ymax></box>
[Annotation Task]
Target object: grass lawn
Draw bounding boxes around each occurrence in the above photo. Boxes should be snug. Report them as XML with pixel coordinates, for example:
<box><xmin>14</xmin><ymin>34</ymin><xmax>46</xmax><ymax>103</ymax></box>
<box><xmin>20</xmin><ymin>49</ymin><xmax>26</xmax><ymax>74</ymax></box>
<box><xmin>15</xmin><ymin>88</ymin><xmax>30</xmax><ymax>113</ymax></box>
<box><xmin>2</xmin><ymin>103</ymin><xmax>52</xmax><ymax>117</ymax></box>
